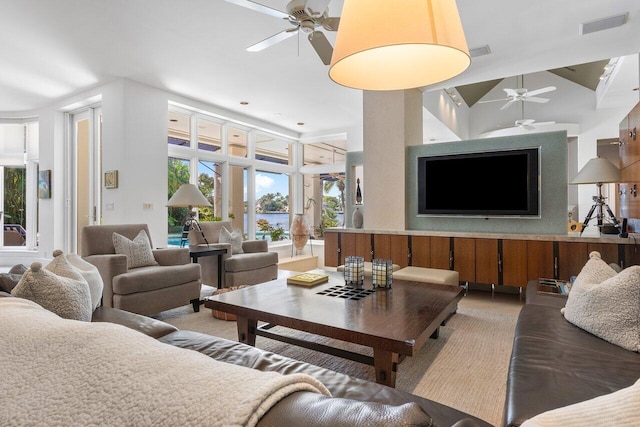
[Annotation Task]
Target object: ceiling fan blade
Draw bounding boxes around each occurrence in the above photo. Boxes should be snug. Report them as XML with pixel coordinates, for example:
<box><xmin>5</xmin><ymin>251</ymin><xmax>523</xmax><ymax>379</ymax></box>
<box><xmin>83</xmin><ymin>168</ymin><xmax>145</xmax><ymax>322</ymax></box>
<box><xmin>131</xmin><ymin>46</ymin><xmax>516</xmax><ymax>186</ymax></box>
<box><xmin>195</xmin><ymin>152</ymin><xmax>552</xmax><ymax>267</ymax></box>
<box><xmin>322</xmin><ymin>17</ymin><xmax>340</xmax><ymax>31</ymax></box>
<box><xmin>247</xmin><ymin>28</ymin><xmax>297</xmax><ymax>52</ymax></box>
<box><xmin>522</xmin><ymin>119</ymin><xmax>536</xmax><ymax>126</ymax></box>
<box><xmin>524</xmin><ymin>97</ymin><xmax>550</xmax><ymax>104</ymax></box>
<box><xmin>477</xmin><ymin>98</ymin><xmax>510</xmax><ymax>104</ymax></box>
<box><xmin>500</xmin><ymin>99</ymin><xmax>517</xmax><ymax>110</ymax></box>
<box><xmin>308</xmin><ymin>31</ymin><xmax>333</xmax><ymax>65</ymax></box>
<box><xmin>225</xmin><ymin>0</ymin><xmax>290</xmax><ymax>19</ymax></box>
<box><xmin>503</xmin><ymin>88</ymin><xmax>518</xmax><ymax>97</ymax></box>
<box><xmin>526</xmin><ymin>86</ymin><xmax>556</xmax><ymax>97</ymax></box>
<box><xmin>304</xmin><ymin>0</ymin><xmax>332</xmax><ymax>18</ymax></box>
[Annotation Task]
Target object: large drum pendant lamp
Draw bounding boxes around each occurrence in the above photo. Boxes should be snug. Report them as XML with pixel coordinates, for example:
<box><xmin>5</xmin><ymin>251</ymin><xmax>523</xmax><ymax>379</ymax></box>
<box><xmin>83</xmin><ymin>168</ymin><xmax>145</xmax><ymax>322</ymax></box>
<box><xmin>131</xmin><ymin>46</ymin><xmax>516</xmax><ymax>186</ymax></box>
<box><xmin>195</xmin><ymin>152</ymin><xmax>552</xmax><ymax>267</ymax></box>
<box><xmin>329</xmin><ymin>0</ymin><xmax>471</xmax><ymax>91</ymax></box>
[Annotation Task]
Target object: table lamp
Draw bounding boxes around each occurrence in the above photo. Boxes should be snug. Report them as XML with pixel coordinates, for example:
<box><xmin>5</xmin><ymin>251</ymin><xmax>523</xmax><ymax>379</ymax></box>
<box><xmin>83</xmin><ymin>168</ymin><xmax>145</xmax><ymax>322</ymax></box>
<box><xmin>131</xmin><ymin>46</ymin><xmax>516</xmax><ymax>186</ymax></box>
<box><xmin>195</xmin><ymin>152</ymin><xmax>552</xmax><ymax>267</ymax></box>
<box><xmin>167</xmin><ymin>183</ymin><xmax>212</xmax><ymax>246</ymax></box>
<box><xmin>570</xmin><ymin>157</ymin><xmax>621</xmax><ymax>234</ymax></box>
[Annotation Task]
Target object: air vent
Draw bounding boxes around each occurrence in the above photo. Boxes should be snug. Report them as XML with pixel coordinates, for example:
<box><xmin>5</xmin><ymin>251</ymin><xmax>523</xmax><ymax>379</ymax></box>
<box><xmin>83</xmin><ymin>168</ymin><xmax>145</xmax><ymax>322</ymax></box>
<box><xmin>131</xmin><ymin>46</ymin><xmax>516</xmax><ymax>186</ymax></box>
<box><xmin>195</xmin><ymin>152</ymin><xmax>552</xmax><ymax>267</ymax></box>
<box><xmin>469</xmin><ymin>45</ymin><xmax>491</xmax><ymax>58</ymax></box>
<box><xmin>580</xmin><ymin>13</ymin><xmax>628</xmax><ymax>35</ymax></box>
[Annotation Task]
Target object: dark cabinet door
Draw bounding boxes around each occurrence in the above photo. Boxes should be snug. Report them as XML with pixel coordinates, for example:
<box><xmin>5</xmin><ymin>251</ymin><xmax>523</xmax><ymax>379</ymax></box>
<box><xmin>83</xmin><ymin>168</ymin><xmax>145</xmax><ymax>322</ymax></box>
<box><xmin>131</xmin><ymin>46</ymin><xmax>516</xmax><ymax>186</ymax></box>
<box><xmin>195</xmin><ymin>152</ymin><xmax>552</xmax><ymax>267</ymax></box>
<box><xmin>389</xmin><ymin>235</ymin><xmax>409</xmax><ymax>267</ymax></box>
<box><xmin>557</xmin><ymin>242</ymin><xmax>588</xmax><ymax>281</ymax></box>
<box><xmin>475</xmin><ymin>239</ymin><xmax>499</xmax><ymax>285</ymax></box>
<box><xmin>453</xmin><ymin>238</ymin><xmax>475</xmax><ymax>283</ymax></box>
<box><xmin>411</xmin><ymin>236</ymin><xmax>431</xmax><ymax>267</ymax></box>
<box><xmin>502</xmin><ymin>240</ymin><xmax>528</xmax><ymax>287</ymax></box>
<box><xmin>324</xmin><ymin>232</ymin><xmax>339</xmax><ymax>267</ymax></box>
<box><xmin>527</xmin><ymin>240</ymin><xmax>555</xmax><ymax>281</ymax></box>
<box><xmin>431</xmin><ymin>237</ymin><xmax>452</xmax><ymax>270</ymax></box>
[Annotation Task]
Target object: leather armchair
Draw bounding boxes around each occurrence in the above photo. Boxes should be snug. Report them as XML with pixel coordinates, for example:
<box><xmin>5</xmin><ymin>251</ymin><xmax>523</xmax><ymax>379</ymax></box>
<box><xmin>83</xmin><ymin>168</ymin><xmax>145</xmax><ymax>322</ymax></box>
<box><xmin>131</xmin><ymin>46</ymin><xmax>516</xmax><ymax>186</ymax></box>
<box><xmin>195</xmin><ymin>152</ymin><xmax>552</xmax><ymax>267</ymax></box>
<box><xmin>189</xmin><ymin>221</ymin><xmax>278</xmax><ymax>288</ymax></box>
<box><xmin>80</xmin><ymin>224</ymin><xmax>201</xmax><ymax>315</ymax></box>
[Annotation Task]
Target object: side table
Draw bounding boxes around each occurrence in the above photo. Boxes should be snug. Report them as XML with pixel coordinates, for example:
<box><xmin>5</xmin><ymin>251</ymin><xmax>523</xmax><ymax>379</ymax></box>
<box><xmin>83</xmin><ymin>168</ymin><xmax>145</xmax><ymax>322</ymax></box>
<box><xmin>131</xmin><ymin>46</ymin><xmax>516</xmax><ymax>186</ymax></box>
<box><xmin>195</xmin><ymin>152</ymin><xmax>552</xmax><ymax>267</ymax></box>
<box><xmin>189</xmin><ymin>246</ymin><xmax>227</xmax><ymax>289</ymax></box>
<box><xmin>525</xmin><ymin>279</ymin><xmax>569</xmax><ymax>308</ymax></box>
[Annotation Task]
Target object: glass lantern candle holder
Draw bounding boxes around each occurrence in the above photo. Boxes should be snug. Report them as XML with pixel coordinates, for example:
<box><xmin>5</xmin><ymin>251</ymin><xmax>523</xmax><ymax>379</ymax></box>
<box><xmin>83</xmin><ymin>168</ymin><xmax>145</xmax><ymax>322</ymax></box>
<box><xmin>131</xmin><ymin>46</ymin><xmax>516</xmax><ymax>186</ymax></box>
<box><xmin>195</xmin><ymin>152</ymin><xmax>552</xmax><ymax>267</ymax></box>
<box><xmin>344</xmin><ymin>256</ymin><xmax>365</xmax><ymax>286</ymax></box>
<box><xmin>372</xmin><ymin>258</ymin><xmax>393</xmax><ymax>289</ymax></box>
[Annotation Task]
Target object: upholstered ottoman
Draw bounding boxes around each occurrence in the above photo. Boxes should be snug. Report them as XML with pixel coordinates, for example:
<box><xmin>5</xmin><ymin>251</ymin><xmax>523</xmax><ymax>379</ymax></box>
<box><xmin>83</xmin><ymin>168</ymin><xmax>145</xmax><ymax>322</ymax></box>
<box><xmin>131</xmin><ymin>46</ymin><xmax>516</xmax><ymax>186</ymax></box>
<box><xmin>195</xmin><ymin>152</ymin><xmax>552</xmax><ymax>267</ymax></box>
<box><xmin>393</xmin><ymin>266</ymin><xmax>459</xmax><ymax>286</ymax></box>
<box><xmin>210</xmin><ymin>285</ymin><xmax>248</xmax><ymax>321</ymax></box>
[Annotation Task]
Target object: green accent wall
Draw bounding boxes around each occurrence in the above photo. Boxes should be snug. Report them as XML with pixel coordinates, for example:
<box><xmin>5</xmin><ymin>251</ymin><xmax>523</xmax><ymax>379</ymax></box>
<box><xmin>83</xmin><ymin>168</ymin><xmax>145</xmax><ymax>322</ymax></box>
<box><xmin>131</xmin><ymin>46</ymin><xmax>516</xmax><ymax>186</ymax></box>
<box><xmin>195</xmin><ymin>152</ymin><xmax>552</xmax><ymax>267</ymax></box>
<box><xmin>406</xmin><ymin>131</ymin><xmax>568</xmax><ymax>234</ymax></box>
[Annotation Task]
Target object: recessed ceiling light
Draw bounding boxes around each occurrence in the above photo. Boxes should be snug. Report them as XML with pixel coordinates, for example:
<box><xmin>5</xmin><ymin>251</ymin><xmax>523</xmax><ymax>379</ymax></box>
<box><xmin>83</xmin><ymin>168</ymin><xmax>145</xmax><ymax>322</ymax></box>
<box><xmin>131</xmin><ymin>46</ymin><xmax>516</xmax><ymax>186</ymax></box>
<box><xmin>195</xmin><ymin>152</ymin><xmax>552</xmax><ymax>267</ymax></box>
<box><xmin>169</xmin><ymin>119</ymin><xmax>178</xmax><ymax>122</ymax></box>
<box><xmin>634</xmin><ymin>87</ymin><xmax>640</xmax><ymax>91</ymax></box>
<box><xmin>233</xmin><ymin>134</ymin><xmax>240</xmax><ymax>137</ymax></box>
<box><xmin>297</xmin><ymin>122</ymin><xmax>305</xmax><ymax>126</ymax></box>
<box><xmin>240</xmin><ymin>101</ymin><xmax>249</xmax><ymax>105</ymax></box>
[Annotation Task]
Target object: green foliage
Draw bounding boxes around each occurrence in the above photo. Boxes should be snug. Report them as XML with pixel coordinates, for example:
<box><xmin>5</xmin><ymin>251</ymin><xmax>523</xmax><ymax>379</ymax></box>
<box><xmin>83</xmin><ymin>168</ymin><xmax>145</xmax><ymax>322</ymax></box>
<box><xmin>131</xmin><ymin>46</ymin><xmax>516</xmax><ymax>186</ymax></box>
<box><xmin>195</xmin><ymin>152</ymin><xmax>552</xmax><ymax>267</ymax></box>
<box><xmin>256</xmin><ymin>192</ymin><xmax>289</xmax><ymax>213</ymax></box>
<box><xmin>256</xmin><ymin>218</ymin><xmax>286</xmax><ymax>241</ymax></box>
<box><xmin>168</xmin><ymin>158</ymin><xmax>190</xmax><ymax>229</ymax></box>
<box><xmin>3</xmin><ymin>167</ymin><xmax>26</xmax><ymax>227</ymax></box>
<box><xmin>197</xmin><ymin>172</ymin><xmax>216</xmax><ymax>221</ymax></box>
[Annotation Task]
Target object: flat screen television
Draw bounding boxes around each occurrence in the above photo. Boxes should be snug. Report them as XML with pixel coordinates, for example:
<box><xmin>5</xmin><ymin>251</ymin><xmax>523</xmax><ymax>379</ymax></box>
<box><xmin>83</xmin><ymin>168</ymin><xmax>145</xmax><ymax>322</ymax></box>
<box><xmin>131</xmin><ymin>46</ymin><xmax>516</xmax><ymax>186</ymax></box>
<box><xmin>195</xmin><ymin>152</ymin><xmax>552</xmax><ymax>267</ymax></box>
<box><xmin>418</xmin><ymin>147</ymin><xmax>540</xmax><ymax>217</ymax></box>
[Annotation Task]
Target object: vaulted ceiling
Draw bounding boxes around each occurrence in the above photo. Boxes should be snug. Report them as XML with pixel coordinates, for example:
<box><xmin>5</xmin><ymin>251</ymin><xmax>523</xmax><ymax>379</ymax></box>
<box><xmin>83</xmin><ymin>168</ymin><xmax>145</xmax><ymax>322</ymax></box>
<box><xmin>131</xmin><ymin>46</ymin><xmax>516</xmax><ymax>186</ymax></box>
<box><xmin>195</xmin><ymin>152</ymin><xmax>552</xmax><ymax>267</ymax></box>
<box><xmin>1</xmin><ymin>1</ymin><xmax>639</xmax><ymax>141</ymax></box>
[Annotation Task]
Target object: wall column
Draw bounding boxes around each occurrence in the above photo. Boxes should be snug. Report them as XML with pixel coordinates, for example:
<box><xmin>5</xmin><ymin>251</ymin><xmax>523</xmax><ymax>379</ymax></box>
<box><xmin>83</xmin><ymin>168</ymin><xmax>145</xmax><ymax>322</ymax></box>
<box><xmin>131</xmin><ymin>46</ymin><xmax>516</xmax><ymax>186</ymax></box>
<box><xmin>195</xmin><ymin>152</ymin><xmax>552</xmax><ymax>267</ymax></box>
<box><xmin>362</xmin><ymin>89</ymin><xmax>423</xmax><ymax>230</ymax></box>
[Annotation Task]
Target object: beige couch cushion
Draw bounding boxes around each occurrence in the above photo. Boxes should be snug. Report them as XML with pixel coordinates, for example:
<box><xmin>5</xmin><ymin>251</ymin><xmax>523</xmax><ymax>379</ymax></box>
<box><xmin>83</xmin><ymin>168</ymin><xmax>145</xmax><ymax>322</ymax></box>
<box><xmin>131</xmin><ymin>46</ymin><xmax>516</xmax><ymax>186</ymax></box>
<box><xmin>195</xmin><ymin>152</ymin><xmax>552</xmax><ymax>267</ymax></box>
<box><xmin>225</xmin><ymin>252</ymin><xmax>279</xmax><ymax>273</ymax></box>
<box><xmin>191</xmin><ymin>221</ymin><xmax>232</xmax><ymax>245</ymax></box>
<box><xmin>393</xmin><ymin>267</ymin><xmax>459</xmax><ymax>286</ymax></box>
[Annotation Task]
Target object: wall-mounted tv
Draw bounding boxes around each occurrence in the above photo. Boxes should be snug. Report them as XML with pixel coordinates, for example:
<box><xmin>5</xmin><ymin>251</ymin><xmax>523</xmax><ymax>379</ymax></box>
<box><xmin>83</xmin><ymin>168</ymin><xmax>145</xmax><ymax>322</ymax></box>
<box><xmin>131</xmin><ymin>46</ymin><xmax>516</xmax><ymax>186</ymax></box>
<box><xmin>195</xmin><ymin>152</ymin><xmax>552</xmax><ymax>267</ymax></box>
<box><xmin>418</xmin><ymin>147</ymin><xmax>540</xmax><ymax>217</ymax></box>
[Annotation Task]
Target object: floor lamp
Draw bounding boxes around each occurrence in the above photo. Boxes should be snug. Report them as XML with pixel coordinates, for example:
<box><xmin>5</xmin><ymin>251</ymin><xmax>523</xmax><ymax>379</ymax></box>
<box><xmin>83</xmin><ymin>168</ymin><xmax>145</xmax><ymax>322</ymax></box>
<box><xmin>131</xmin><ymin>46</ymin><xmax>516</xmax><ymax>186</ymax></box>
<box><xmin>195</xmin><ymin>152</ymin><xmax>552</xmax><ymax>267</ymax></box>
<box><xmin>570</xmin><ymin>157</ymin><xmax>621</xmax><ymax>235</ymax></box>
<box><xmin>167</xmin><ymin>183</ymin><xmax>212</xmax><ymax>247</ymax></box>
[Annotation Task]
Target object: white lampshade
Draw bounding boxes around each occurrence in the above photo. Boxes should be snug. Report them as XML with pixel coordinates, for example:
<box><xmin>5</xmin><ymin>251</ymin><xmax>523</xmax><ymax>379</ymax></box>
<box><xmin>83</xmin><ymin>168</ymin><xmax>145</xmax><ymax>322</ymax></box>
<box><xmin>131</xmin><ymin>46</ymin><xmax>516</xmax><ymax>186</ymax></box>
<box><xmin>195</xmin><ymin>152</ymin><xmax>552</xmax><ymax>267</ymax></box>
<box><xmin>570</xmin><ymin>157</ymin><xmax>620</xmax><ymax>184</ymax></box>
<box><xmin>166</xmin><ymin>183</ymin><xmax>212</xmax><ymax>208</ymax></box>
<box><xmin>329</xmin><ymin>0</ymin><xmax>471</xmax><ymax>91</ymax></box>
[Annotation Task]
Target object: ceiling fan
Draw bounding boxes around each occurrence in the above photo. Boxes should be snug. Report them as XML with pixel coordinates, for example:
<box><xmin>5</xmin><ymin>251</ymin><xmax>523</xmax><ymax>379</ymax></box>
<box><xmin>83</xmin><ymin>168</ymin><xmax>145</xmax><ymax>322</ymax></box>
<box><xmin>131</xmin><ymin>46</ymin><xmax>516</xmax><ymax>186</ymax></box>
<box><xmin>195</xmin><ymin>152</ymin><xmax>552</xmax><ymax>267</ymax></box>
<box><xmin>514</xmin><ymin>118</ymin><xmax>556</xmax><ymax>131</ymax></box>
<box><xmin>225</xmin><ymin>0</ymin><xmax>340</xmax><ymax>65</ymax></box>
<box><xmin>478</xmin><ymin>75</ymin><xmax>557</xmax><ymax>110</ymax></box>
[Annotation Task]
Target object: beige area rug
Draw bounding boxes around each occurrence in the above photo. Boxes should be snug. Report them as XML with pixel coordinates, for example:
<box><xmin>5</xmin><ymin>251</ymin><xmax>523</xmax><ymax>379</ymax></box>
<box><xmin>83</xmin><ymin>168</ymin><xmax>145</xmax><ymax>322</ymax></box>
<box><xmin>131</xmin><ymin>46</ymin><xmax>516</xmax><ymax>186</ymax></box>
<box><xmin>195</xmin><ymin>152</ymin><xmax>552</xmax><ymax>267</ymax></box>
<box><xmin>155</xmin><ymin>296</ymin><xmax>519</xmax><ymax>427</ymax></box>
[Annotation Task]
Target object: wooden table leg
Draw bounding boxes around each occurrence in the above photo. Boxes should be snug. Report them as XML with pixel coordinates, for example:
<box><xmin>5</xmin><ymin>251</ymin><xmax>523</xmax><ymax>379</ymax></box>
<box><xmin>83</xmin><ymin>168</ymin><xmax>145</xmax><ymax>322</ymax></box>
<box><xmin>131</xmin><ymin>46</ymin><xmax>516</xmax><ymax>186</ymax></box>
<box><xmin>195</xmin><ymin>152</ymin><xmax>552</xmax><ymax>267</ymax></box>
<box><xmin>236</xmin><ymin>316</ymin><xmax>257</xmax><ymax>346</ymax></box>
<box><xmin>373</xmin><ymin>348</ymin><xmax>399</xmax><ymax>388</ymax></box>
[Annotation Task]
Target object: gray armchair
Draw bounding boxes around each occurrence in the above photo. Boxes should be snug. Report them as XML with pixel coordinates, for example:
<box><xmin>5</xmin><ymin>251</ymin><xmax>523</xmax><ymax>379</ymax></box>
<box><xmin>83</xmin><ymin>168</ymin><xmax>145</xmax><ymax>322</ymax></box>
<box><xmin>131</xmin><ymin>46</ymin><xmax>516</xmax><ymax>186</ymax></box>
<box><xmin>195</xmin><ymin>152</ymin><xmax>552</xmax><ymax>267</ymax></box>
<box><xmin>189</xmin><ymin>221</ymin><xmax>278</xmax><ymax>288</ymax></box>
<box><xmin>80</xmin><ymin>224</ymin><xmax>202</xmax><ymax>315</ymax></box>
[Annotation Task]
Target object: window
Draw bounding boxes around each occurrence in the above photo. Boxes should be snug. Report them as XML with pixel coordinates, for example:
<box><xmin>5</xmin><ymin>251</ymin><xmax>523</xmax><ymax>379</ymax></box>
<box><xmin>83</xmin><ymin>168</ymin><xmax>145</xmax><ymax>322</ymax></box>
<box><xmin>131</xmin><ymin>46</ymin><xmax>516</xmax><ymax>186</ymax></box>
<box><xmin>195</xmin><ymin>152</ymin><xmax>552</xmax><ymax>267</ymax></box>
<box><xmin>198</xmin><ymin>118</ymin><xmax>221</xmax><ymax>152</ymax></box>
<box><xmin>303</xmin><ymin>141</ymin><xmax>346</xmax><ymax>166</ymax></box>
<box><xmin>255</xmin><ymin>132</ymin><xmax>291</xmax><ymax>165</ymax></box>
<box><xmin>228</xmin><ymin>127</ymin><xmax>247</xmax><ymax>158</ymax></box>
<box><xmin>255</xmin><ymin>170</ymin><xmax>290</xmax><ymax>241</ymax></box>
<box><xmin>1</xmin><ymin>121</ymin><xmax>37</xmax><ymax>249</ymax></box>
<box><xmin>167</xmin><ymin>157</ymin><xmax>190</xmax><ymax>243</ymax></box>
<box><xmin>198</xmin><ymin>160</ymin><xmax>222</xmax><ymax>220</ymax></box>
<box><xmin>168</xmin><ymin>111</ymin><xmax>191</xmax><ymax>147</ymax></box>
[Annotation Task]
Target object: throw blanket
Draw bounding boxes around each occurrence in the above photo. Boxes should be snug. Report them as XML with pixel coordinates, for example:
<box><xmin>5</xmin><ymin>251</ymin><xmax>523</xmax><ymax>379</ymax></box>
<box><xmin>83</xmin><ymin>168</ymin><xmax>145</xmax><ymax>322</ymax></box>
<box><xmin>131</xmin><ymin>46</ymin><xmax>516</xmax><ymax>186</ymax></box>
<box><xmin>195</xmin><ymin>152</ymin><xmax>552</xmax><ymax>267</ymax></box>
<box><xmin>0</xmin><ymin>298</ymin><xmax>330</xmax><ymax>426</ymax></box>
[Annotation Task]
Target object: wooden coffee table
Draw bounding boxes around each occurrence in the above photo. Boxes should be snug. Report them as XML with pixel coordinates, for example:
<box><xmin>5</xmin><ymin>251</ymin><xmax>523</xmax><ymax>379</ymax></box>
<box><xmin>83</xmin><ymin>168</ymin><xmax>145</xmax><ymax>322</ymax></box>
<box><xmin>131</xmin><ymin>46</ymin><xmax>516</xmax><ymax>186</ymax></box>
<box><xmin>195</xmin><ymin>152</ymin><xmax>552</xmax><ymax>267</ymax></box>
<box><xmin>204</xmin><ymin>271</ymin><xmax>463</xmax><ymax>387</ymax></box>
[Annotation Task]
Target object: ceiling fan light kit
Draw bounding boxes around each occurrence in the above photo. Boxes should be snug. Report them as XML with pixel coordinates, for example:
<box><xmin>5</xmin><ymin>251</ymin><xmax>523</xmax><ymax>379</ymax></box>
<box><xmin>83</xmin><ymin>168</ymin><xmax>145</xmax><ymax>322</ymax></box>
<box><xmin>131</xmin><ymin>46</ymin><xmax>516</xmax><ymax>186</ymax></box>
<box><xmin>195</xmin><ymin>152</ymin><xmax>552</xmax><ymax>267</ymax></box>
<box><xmin>329</xmin><ymin>0</ymin><xmax>471</xmax><ymax>91</ymax></box>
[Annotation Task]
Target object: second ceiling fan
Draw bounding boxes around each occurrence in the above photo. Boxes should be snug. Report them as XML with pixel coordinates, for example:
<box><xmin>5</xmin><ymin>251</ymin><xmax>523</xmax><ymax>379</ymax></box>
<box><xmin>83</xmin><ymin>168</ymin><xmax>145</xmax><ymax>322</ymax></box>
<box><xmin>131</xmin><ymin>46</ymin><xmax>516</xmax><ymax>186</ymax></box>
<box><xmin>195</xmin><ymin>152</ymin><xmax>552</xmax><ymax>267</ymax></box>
<box><xmin>226</xmin><ymin>0</ymin><xmax>340</xmax><ymax>65</ymax></box>
<box><xmin>478</xmin><ymin>75</ymin><xmax>557</xmax><ymax>110</ymax></box>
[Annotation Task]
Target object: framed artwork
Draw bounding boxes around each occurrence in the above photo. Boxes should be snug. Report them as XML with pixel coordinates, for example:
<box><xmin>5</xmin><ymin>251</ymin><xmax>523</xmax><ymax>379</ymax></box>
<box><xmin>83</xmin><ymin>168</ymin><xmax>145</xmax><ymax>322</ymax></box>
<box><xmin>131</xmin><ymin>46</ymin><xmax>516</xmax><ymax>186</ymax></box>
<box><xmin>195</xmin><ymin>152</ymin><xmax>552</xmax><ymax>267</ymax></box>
<box><xmin>105</xmin><ymin>170</ymin><xmax>118</xmax><ymax>189</ymax></box>
<box><xmin>38</xmin><ymin>170</ymin><xmax>51</xmax><ymax>199</ymax></box>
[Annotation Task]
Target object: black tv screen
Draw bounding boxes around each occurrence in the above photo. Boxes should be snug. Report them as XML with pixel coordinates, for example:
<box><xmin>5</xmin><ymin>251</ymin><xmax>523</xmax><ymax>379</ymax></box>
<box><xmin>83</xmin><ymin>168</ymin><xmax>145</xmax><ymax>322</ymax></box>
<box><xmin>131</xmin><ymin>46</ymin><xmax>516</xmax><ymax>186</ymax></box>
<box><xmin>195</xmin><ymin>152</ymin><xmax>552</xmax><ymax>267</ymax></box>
<box><xmin>418</xmin><ymin>148</ymin><xmax>540</xmax><ymax>217</ymax></box>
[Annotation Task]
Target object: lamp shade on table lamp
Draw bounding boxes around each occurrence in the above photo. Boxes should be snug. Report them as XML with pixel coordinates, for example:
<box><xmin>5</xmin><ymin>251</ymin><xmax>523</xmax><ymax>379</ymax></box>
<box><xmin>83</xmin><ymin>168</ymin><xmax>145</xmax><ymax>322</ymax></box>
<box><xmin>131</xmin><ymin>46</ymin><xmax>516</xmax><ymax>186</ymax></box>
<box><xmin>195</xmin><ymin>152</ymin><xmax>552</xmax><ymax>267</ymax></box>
<box><xmin>570</xmin><ymin>157</ymin><xmax>620</xmax><ymax>184</ymax></box>
<box><xmin>167</xmin><ymin>183</ymin><xmax>212</xmax><ymax>209</ymax></box>
<box><xmin>329</xmin><ymin>0</ymin><xmax>471</xmax><ymax>91</ymax></box>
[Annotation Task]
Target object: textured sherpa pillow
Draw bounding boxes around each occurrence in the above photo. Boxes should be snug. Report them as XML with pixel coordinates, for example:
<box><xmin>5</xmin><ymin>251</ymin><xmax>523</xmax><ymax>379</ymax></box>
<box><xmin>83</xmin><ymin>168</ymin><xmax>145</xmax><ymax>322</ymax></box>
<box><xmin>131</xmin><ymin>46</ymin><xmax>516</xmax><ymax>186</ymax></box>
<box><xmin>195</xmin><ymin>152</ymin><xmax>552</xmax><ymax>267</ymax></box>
<box><xmin>562</xmin><ymin>255</ymin><xmax>640</xmax><ymax>352</ymax></box>
<box><xmin>11</xmin><ymin>261</ymin><xmax>92</xmax><ymax>321</ymax></box>
<box><xmin>521</xmin><ymin>377</ymin><xmax>640</xmax><ymax>426</ymax></box>
<box><xmin>112</xmin><ymin>230</ymin><xmax>158</xmax><ymax>269</ymax></box>
<box><xmin>220</xmin><ymin>227</ymin><xmax>244</xmax><ymax>254</ymax></box>
<box><xmin>570</xmin><ymin>251</ymin><xmax>618</xmax><ymax>288</ymax></box>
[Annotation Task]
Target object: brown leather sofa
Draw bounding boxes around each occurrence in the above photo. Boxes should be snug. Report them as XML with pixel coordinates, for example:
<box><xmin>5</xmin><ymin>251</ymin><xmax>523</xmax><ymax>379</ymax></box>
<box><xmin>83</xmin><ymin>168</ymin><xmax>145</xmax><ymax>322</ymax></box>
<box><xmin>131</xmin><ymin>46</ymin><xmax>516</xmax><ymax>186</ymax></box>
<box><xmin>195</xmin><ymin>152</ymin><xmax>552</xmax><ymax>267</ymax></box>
<box><xmin>1</xmin><ymin>290</ymin><xmax>490</xmax><ymax>426</ymax></box>
<box><xmin>503</xmin><ymin>282</ymin><xmax>640</xmax><ymax>426</ymax></box>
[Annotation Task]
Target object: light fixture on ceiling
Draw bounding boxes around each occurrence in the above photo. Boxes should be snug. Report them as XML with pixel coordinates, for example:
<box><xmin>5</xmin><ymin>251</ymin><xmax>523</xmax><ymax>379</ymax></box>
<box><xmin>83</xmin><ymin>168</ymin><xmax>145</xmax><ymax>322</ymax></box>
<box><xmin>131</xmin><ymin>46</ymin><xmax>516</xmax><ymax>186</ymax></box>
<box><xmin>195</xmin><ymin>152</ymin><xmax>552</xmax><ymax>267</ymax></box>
<box><xmin>240</xmin><ymin>101</ymin><xmax>249</xmax><ymax>105</ymax></box>
<box><xmin>329</xmin><ymin>0</ymin><xmax>471</xmax><ymax>91</ymax></box>
<box><xmin>444</xmin><ymin>88</ymin><xmax>462</xmax><ymax>107</ymax></box>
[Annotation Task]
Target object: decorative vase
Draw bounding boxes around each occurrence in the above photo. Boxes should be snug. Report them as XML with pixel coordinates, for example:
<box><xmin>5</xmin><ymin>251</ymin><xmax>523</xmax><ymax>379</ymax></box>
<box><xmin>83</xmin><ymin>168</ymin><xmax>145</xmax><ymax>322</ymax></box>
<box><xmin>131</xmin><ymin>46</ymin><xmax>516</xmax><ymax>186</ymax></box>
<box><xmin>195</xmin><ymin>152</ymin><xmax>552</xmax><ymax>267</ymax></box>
<box><xmin>291</xmin><ymin>213</ymin><xmax>309</xmax><ymax>250</ymax></box>
<box><xmin>356</xmin><ymin>178</ymin><xmax>362</xmax><ymax>204</ymax></box>
<box><xmin>352</xmin><ymin>207</ymin><xmax>363</xmax><ymax>229</ymax></box>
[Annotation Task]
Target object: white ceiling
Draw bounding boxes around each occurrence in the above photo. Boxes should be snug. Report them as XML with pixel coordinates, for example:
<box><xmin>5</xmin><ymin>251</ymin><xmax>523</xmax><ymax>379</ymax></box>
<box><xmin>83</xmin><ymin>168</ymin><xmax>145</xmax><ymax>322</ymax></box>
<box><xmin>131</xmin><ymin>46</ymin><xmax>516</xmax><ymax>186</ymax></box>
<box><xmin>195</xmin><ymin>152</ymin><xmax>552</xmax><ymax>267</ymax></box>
<box><xmin>1</xmin><ymin>0</ymin><xmax>639</xmax><ymax>139</ymax></box>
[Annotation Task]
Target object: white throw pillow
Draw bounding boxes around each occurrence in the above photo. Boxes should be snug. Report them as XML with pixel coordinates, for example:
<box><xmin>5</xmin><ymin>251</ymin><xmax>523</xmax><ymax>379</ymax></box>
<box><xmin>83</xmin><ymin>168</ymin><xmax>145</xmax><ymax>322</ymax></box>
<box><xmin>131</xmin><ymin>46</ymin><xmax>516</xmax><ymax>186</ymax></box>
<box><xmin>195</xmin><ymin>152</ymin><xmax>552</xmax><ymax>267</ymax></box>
<box><xmin>562</xmin><ymin>261</ymin><xmax>640</xmax><ymax>352</ymax></box>
<box><xmin>112</xmin><ymin>230</ymin><xmax>158</xmax><ymax>268</ymax></box>
<box><xmin>220</xmin><ymin>227</ymin><xmax>244</xmax><ymax>255</ymax></box>
<box><xmin>521</xmin><ymin>378</ymin><xmax>640</xmax><ymax>426</ymax></box>
<box><xmin>67</xmin><ymin>253</ymin><xmax>104</xmax><ymax>310</ymax></box>
<box><xmin>570</xmin><ymin>251</ymin><xmax>618</xmax><ymax>288</ymax></box>
<box><xmin>11</xmin><ymin>261</ymin><xmax>92</xmax><ymax>321</ymax></box>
